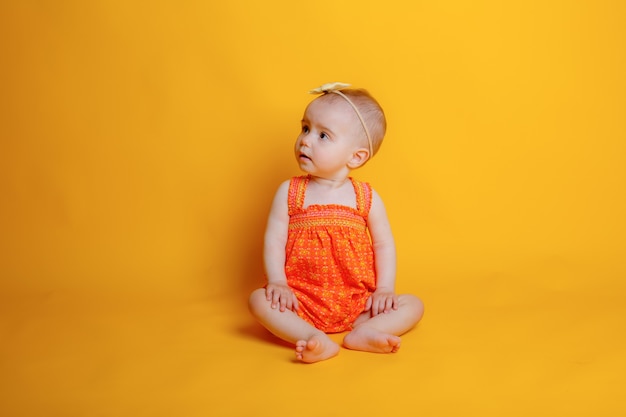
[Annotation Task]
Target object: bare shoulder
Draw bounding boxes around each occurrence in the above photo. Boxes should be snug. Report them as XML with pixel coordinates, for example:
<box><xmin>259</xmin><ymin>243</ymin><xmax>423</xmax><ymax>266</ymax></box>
<box><xmin>268</xmin><ymin>179</ymin><xmax>291</xmax><ymax>218</ymax></box>
<box><xmin>369</xmin><ymin>188</ymin><xmax>388</xmax><ymax>216</ymax></box>
<box><xmin>367</xmin><ymin>187</ymin><xmax>393</xmax><ymax>236</ymax></box>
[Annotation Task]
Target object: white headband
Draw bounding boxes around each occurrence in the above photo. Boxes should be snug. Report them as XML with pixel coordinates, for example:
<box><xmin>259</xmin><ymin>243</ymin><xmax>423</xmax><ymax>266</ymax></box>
<box><xmin>309</xmin><ymin>82</ymin><xmax>373</xmax><ymax>157</ymax></box>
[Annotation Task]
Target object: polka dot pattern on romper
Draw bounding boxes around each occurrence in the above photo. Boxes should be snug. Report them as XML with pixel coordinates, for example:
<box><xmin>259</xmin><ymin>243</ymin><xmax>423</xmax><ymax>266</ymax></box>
<box><xmin>284</xmin><ymin>175</ymin><xmax>376</xmax><ymax>333</ymax></box>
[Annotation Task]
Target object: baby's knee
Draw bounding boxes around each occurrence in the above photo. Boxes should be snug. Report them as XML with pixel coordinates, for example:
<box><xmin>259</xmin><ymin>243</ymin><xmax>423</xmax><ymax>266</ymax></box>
<box><xmin>248</xmin><ymin>288</ymin><xmax>269</xmax><ymax>317</ymax></box>
<box><xmin>400</xmin><ymin>294</ymin><xmax>425</xmax><ymax>320</ymax></box>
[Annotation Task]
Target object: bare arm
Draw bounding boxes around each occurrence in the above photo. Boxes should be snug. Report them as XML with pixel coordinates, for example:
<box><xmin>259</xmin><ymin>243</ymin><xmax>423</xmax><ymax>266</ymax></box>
<box><xmin>366</xmin><ymin>189</ymin><xmax>398</xmax><ymax>315</ymax></box>
<box><xmin>263</xmin><ymin>180</ymin><xmax>298</xmax><ymax>312</ymax></box>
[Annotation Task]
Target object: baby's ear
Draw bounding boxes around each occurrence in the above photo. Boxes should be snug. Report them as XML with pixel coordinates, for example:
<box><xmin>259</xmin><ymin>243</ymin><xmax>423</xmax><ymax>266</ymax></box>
<box><xmin>347</xmin><ymin>148</ymin><xmax>370</xmax><ymax>169</ymax></box>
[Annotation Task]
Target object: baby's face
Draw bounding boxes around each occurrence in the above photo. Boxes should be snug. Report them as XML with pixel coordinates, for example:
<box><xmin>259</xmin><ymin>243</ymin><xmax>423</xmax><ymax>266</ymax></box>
<box><xmin>294</xmin><ymin>97</ymin><xmax>364</xmax><ymax>178</ymax></box>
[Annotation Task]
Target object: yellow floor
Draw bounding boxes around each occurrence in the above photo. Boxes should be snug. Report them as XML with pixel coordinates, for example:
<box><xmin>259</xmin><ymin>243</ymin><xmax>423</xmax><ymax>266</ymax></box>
<box><xmin>1</xmin><ymin>266</ymin><xmax>624</xmax><ymax>417</ymax></box>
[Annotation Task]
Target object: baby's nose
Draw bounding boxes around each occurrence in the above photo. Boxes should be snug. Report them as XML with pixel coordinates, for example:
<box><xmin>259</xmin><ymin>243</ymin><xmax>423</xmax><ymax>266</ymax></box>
<box><xmin>299</xmin><ymin>135</ymin><xmax>311</xmax><ymax>146</ymax></box>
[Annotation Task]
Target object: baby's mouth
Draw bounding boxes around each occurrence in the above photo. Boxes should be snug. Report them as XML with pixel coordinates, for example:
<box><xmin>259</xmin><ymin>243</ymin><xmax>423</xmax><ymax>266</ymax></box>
<box><xmin>299</xmin><ymin>153</ymin><xmax>311</xmax><ymax>161</ymax></box>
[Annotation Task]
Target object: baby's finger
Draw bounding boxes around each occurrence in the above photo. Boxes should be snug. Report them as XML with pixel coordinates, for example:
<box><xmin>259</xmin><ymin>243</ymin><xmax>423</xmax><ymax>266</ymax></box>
<box><xmin>271</xmin><ymin>291</ymin><xmax>282</xmax><ymax>308</ymax></box>
<box><xmin>372</xmin><ymin>299</ymin><xmax>382</xmax><ymax>316</ymax></box>
<box><xmin>377</xmin><ymin>302</ymin><xmax>385</xmax><ymax>315</ymax></box>
<box><xmin>279</xmin><ymin>294</ymin><xmax>288</xmax><ymax>311</ymax></box>
<box><xmin>384</xmin><ymin>296</ymin><xmax>394</xmax><ymax>313</ymax></box>
<box><xmin>283</xmin><ymin>293</ymin><xmax>293</xmax><ymax>311</ymax></box>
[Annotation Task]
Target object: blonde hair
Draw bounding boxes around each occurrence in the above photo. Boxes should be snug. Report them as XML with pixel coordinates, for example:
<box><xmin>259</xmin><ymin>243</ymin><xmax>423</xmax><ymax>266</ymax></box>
<box><xmin>319</xmin><ymin>89</ymin><xmax>387</xmax><ymax>156</ymax></box>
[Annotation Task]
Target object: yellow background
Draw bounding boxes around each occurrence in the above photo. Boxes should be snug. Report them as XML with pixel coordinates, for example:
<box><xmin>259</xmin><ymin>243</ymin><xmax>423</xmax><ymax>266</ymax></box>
<box><xmin>1</xmin><ymin>1</ymin><xmax>625</xmax><ymax>416</ymax></box>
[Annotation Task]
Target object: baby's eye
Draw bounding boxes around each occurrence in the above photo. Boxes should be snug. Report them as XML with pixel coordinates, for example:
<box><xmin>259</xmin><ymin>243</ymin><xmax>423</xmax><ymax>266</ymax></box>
<box><xmin>319</xmin><ymin>132</ymin><xmax>328</xmax><ymax>140</ymax></box>
<box><xmin>301</xmin><ymin>125</ymin><xmax>310</xmax><ymax>134</ymax></box>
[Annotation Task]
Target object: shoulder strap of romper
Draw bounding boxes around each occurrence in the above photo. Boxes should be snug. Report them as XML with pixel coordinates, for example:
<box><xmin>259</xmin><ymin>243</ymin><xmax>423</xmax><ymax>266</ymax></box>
<box><xmin>287</xmin><ymin>175</ymin><xmax>308</xmax><ymax>215</ymax></box>
<box><xmin>352</xmin><ymin>178</ymin><xmax>373</xmax><ymax>217</ymax></box>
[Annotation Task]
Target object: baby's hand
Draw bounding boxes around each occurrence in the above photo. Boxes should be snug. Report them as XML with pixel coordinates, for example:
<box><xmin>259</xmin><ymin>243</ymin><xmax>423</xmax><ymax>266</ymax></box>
<box><xmin>265</xmin><ymin>283</ymin><xmax>299</xmax><ymax>312</ymax></box>
<box><xmin>366</xmin><ymin>289</ymin><xmax>399</xmax><ymax>316</ymax></box>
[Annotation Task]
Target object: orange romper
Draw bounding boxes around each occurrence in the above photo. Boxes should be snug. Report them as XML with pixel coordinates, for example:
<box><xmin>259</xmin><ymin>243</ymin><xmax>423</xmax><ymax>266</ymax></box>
<box><xmin>285</xmin><ymin>175</ymin><xmax>376</xmax><ymax>333</ymax></box>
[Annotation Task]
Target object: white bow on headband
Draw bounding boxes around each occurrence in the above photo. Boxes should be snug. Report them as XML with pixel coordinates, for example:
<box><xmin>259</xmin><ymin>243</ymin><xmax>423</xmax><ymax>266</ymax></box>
<box><xmin>308</xmin><ymin>82</ymin><xmax>351</xmax><ymax>94</ymax></box>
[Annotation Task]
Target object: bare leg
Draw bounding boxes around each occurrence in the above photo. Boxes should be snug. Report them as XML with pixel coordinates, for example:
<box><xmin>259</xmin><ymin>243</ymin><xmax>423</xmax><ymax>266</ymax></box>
<box><xmin>343</xmin><ymin>294</ymin><xmax>424</xmax><ymax>353</ymax></box>
<box><xmin>248</xmin><ymin>288</ymin><xmax>339</xmax><ymax>363</ymax></box>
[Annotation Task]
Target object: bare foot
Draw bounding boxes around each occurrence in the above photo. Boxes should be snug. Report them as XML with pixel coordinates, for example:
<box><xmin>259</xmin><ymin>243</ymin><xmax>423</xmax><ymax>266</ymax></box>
<box><xmin>343</xmin><ymin>326</ymin><xmax>401</xmax><ymax>353</ymax></box>
<box><xmin>295</xmin><ymin>334</ymin><xmax>340</xmax><ymax>363</ymax></box>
